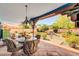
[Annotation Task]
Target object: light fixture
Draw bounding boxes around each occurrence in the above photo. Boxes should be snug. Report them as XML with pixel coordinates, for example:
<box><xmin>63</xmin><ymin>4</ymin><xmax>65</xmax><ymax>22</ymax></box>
<box><xmin>22</xmin><ymin>5</ymin><xmax>36</xmax><ymax>39</ymax></box>
<box><xmin>22</xmin><ymin>5</ymin><xmax>29</xmax><ymax>24</ymax></box>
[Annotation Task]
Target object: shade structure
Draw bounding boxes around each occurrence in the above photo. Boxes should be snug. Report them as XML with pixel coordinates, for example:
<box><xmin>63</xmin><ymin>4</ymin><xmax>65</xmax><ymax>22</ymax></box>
<box><xmin>30</xmin><ymin>3</ymin><xmax>79</xmax><ymax>22</ymax></box>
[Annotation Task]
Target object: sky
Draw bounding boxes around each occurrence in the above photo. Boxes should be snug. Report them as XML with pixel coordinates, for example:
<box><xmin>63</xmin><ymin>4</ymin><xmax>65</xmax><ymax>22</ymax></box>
<box><xmin>36</xmin><ymin>15</ymin><xmax>59</xmax><ymax>25</ymax></box>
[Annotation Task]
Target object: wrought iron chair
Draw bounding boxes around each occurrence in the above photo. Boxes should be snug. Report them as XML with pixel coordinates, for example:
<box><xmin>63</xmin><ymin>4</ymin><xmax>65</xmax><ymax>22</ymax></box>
<box><xmin>3</xmin><ymin>39</ymin><xmax>22</xmax><ymax>56</ymax></box>
<box><xmin>23</xmin><ymin>35</ymin><xmax>40</xmax><ymax>56</ymax></box>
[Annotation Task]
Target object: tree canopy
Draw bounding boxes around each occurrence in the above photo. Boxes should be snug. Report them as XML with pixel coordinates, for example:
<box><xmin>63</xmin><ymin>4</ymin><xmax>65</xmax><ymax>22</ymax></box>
<box><xmin>50</xmin><ymin>15</ymin><xmax>75</xmax><ymax>29</ymax></box>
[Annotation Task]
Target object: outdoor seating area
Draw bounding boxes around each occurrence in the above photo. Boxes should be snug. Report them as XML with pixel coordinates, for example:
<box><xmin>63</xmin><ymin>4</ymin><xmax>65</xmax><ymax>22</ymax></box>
<box><xmin>1</xmin><ymin>3</ymin><xmax>79</xmax><ymax>56</ymax></box>
<box><xmin>0</xmin><ymin>25</ymin><xmax>41</xmax><ymax>56</ymax></box>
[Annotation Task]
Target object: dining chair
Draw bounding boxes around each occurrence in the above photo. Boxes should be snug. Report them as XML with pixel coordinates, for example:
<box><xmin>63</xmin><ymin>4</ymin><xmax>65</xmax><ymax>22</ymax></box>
<box><xmin>23</xmin><ymin>39</ymin><xmax>40</xmax><ymax>56</ymax></box>
<box><xmin>3</xmin><ymin>39</ymin><xmax>22</xmax><ymax>56</ymax></box>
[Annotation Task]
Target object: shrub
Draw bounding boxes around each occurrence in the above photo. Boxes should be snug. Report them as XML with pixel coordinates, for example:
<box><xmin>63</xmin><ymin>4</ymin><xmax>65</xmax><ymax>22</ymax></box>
<box><xmin>64</xmin><ymin>32</ymin><xmax>79</xmax><ymax>47</ymax></box>
<box><xmin>36</xmin><ymin>32</ymin><xmax>49</xmax><ymax>40</ymax></box>
<box><xmin>37</xmin><ymin>24</ymin><xmax>49</xmax><ymax>32</ymax></box>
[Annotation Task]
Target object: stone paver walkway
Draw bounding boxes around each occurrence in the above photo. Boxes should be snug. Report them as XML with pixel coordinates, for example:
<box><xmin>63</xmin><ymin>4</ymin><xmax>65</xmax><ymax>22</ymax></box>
<box><xmin>0</xmin><ymin>40</ymin><xmax>79</xmax><ymax>56</ymax></box>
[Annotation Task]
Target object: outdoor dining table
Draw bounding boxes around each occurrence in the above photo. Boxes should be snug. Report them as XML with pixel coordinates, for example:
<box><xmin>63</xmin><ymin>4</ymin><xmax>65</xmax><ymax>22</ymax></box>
<box><xmin>18</xmin><ymin>38</ymin><xmax>37</xmax><ymax>46</ymax></box>
<box><xmin>0</xmin><ymin>36</ymin><xmax>40</xmax><ymax>56</ymax></box>
<box><xmin>16</xmin><ymin>37</ymin><xmax>38</xmax><ymax>49</ymax></box>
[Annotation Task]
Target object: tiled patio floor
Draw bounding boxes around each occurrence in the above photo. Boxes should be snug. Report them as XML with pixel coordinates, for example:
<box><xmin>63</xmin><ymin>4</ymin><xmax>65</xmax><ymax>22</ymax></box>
<box><xmin>0</xmin><ymin>40</ymin><xmax>79</xmax><ymax>56</ymax></box>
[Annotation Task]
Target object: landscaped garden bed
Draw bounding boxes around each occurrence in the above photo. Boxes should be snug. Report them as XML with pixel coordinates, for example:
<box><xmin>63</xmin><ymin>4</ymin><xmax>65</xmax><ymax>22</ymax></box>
<box><xmin>60</xmin><ymin>30</ymin><xmax>79</xmax><ymax>49</ymax></box>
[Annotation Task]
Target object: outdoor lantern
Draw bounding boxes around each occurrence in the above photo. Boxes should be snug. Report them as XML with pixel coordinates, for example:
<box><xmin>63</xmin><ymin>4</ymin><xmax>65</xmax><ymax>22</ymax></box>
<box><xmin>22</xmin><ymin>4</ymin><xmax>36</xmax><ymax>40</ymax></box>
<box><xmin>22</xmin><ymin>5</ymin><xmax>29</xmax><ymax>24</ymax></box>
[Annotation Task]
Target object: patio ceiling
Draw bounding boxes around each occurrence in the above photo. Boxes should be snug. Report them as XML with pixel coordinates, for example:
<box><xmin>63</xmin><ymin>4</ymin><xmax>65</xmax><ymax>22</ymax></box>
<box><xmin>0</xmin><ymin>3</ymin><xmax>65</xmax><ymax>24</ymax></box>
<box><xmin>30</xmin><ymin>3</ymin><xmax>78</xmax><ymax>21</ymax></box>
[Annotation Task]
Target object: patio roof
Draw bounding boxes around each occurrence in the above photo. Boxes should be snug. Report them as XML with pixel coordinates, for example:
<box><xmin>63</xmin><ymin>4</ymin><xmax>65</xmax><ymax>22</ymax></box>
<box><xmin>30</xmin><ymin>3</ymin><xmax>77</xmax><ymax>21</ymax></box>
<box><xmin>0</xmin><ymin>3</ymin><xmax>65</xmax><ymax>24</ymax></box>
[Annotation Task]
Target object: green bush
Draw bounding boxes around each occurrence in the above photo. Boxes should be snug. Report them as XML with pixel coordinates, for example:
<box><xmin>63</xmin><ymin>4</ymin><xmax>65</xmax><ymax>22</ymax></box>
<box><xmin>37</xmin><ymin>24</ymin><xmax>49</xmax><ymax>32</ymax></box>
<box><xmin>37</xmin><ymin>32</ymin><xmax>49</xmax><ymax>40</ymax></box>
<box><xmin>42</xmin><ymin>33</ymin><xmax>47</xmax><ymax>39</ymax></box>
<box><xmin>65</xmin><ymin>34</ymin><xmax>79</xmax><ymax>46</ymax></box>
<box><xmin>50</xmin><ymin>15</ymin><xmax>75</xmax><ymax>29</ymax></box>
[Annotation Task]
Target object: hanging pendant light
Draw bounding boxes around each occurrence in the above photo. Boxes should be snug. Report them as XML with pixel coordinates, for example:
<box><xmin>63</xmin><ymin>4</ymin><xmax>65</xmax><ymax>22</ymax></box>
<box><xmin>22</xmin><ymin>5</ymin><xmax>35</xmax><ymax>40</ymax></box>
<box><xmin>22</xmin><ymin>5</ymin><xmax>29</xmax><ymax>24</ymax></box>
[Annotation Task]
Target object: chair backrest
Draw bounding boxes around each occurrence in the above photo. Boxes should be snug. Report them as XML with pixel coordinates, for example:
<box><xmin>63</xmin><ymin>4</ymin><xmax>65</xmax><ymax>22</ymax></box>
<box><xmin>23</xmin><ymin>39</ymin><xmax>40</xmax><ymax>56</ymax></box>
<box><xmin>3</xmin><ymin>39</ymin><xmax>17</xmax><ymax>52</ymax></box>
